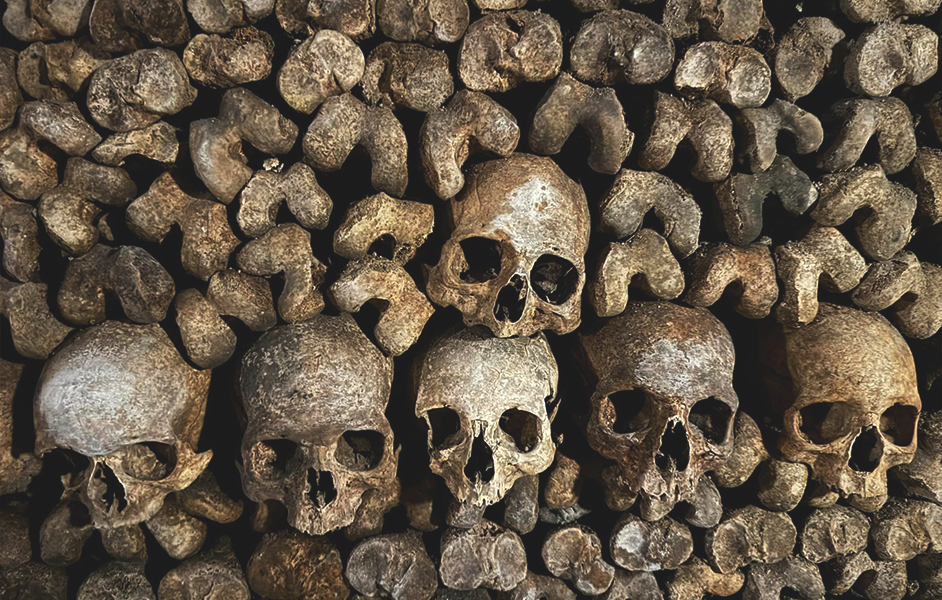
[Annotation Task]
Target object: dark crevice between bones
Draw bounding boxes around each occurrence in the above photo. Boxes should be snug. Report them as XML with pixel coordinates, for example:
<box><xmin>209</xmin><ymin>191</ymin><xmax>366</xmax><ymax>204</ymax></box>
<box><xmin>465</xmin><ymin>433</ymin><xmax>495</xmax><ymax>484</ymax></box>
<box><xmin>307</xmin><ymin>469</ymin><xmax>338</xmax><ymax>508</ymax></box>
<box><xmin>494</xmin><ymin>274</ymin><xmax>527</xmax><ymax>322</ymax></box>
<box><xmin>849</xmin><ymin>427</ymin><xmax>883</xmax><ymax>473</ymax></box>
<box><xmin>95</xmin><ymin>463</ymin><xmax>128</xmax><ymax>513</ymax></box>
<box><xmin>656</xmin><ymin>421</ymin><xmax>690</xmax><ymax>472</ymax></box>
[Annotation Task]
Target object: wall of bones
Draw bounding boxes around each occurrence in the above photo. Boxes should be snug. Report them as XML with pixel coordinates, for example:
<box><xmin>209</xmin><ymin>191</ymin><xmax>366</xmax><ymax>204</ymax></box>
<box><xmin>0</xmin><ymin>0</ymin><xmax>941</xmax><ymax>597</ymax></box>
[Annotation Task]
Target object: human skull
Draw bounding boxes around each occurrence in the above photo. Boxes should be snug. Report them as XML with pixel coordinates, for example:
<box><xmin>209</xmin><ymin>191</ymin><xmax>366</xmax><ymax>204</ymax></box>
<box><xmin>34</xmin><ymin>321</ymin><xmax>212</xmax><ymax>529</ymax></box>
<box><xmin>413</xmin><ymin>326</ymin><xmax>558</xmax><ymax>519</ymax></box>
<box><xmin>238</xmin><ymin>314</ymin><xmax>399</xmax><ymax>536</ymax></box>
<box><xmin>426</xmin><ymin>153</ymin><xmax>590</xmax><ymax>338</ymax></box>
<box><xmin>576</xmin><ymin>301</ymin><xmax>738</xmax><ymax>519</ymax></box>
<box><xmin>766</xmin><ymin>303</ymin><xmax>921</xmax><ymax>512</ymax></box>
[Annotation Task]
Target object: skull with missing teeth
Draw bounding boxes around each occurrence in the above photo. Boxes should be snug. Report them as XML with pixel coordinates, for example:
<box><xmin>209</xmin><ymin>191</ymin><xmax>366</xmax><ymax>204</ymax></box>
<box><xmin>764</xmin><ymin>303</ymin><xmax>921</xmax><ymax>512</ymax></box>
<box><xmin>413</xmin><ymin>326</ymin><xmax>558</xmax><ymax>521</ymax></box>
<box><xmin>238</xmin><ymin>314</ymin><xmax>399</xmax><ymax>536</ymax></box>
<box><xmin>576</xmin><ymin>301</ymin><xmax>738</xmax><ymax>519</ymax></box>
<box><xmin>34</xmin><ymin>322</ymin><xmax>212</xmax><ymax>529</ymax></box>
<box><xmin>426</xmin><ymin>153</ymin><xmax>590</xmax><ymax>338</ymax></box>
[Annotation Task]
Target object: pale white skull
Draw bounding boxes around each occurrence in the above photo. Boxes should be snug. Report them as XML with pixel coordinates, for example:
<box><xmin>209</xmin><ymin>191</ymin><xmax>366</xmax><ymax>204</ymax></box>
<box><xmin>34</xmin><ymin>321</ymin><xmax>212</xmax><ymax>529</ymax></box>
<box><xmin>413</xmin><ymin>325</ymin><xmax>558</xmax><ymax>517</ymax></box>
<box><xmin>238</xmin><ymin>314</ymin><xmax>399</xmax><ymax>536</ymax></box>
<box><xmin>426</xmin><ymin>153</ymin><xmax>590</xmax><ymax>338</ymax></box>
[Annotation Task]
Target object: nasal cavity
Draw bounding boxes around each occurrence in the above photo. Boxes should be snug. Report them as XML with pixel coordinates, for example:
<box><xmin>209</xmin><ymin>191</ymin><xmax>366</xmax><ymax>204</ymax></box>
<box><xmin>464</xmin><ymin>433</ymin><xmax>495</xmax><ymax>484</ymax></box>
<box><xmin>94</xmin><ymin>463</ymin><xmax>128</xmax><ymax>513</ymax></box>
<box><xmin>849</xmin><ymin>427</ymin><xmax>883</xmax><ymax>473</ymax></box>
<box><xmin>655</xmin><ymin>420</ymin><xmax>690</xmax><ymax>472</ymax></box>
<box><xmin>307</xmin><ymin>469</ymin><xmax>338</xmax><ymax>508</ymax></box>
<box><xmin>494</xmin><ymin>274</ymin><xmax>527</xmax><ymax>323</ymax></box>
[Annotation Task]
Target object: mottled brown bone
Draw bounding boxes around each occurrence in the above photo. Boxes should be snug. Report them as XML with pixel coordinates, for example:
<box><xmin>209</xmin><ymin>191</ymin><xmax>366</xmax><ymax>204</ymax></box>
<box><xmin>346</xmin><ymin>531</ymin><xmax>438</xmax><ymax>600</ymax></box>
<box><xmin>823</xmin><ymin>552</ymin><xmax>907</xmax><ymax>600</ymax></box>
<box><xmin>362</xmin><ymin>42</ymin><xmax>453</xmax><ymax>112</ymax></box>
<box><xmin>100</xmin><ymin>525</ymin><xmax>146</xmax><ymax>560</ymax></box>
<box><xmin>497</xmin><ymin>572</ymin><xmax>575</xmax><ymax>600</ymax></box>
<box><xmin>2</xmin><ymin>0</ymin><xmax>91</xmax><ymax>41</ymax></box>
<box><xmin>570</xmin><ymin>10</ymin><xmax>674</xmax><ymax>86</ymax></box>
<box><xmin>705</xmin><ymin>506</ymin><xmax>797</xmax><ymax>574</ymax></box>
<box><xmin>77</xmin><ymin>561</ymin><xmax>155</xmax><ymax>600</ymax></box>
<box><xmin>88</xmin><ymin>0</ymin><xmax>189</xmax><ymax>53</ymax></box>
<box><xmin>183</xmin><ymin>28</ymin><xmax>274</xmax><ymax>88</ymax></box>
<box><xmin>662</xmin><ymin>0</ymin><xmax>765</xmax><ymax>43</ymax></box>
<box><xmin>738</xmin><ymin>100</ymin><xmax>823</xmax><ymax>173</ymax></box>
<box><xmin>666</xmin><ymin>557</ymin><xmax>744</xmax><ymax>600</ymax></box>
<box><xmin>92</xmin><ymin>122</ymin><xmax>179</xmax><ymax>166</ymax></box>
<box><xmin>799</xmin><ymin>506</ymin><xmax>869</xmax><ymax>563</ymax></box>
<box><xmin>684</xmin><ymin>242</ymin><xmax>778</xmax><ymax>319</ymax></box>
<box><xmin>852</xmin><ymin>251</ymin><xmax>942</xmax><ymax>339</ymax></box>
<box><xmin>894</xmin><ymin>410</ymin><xmax>942</xmax><ymax>503</ymax></box>
<box><xmin>237</xmin><ymin>163</ymin><xmax>332</xmax><ymax>238</ymax></box>
<box><xmin>674</xmin><ymin>42</ymin><xmax>771</xmax><ymax>109</ymax></box>
<box><xmin>840</xmin><ymin>0</ymin><xmax>942</xmax><ymax>23</ymax></box>
<box><xmin>440</xmin><ymin>521</ymin><xmax>528</xmax><ymax>592</ymax></box>
<box><xmin>543</xmin><ymin>525</ymin><xmax>614</xmax><ymax>595</ymax></box>
<box><xmin>0</xmin><ymin>560</ymin><xmax>68</xmax><ymax>599</ymax></box>
<box><xmin>845</xmin><ymin>23</ymin><xmax>937</xmax><ymax>98</ymax></box>
<box><xmin>39</xmin><ymin>500</ymin><xmax>95</xmax><ymax>566</ymax></box>
<box><xmin>817</xmin><ymin>97</ymin><xmax>916</xmax><ymax>174</ymax></box>
<box><xmin>610</xmin><ymin>514</ymin><xmax>693</xmax><ymax>572</ymax></box>
<box><xmin>144</xmin><ymin>498</ymin><xmax>207</xmax><ymax>560</ymax></box>
<box><xmin>871</xmin><ymin>498</ymin><xmax>942</xmax><ymax>561</ymax></box>
<box><xmin>334</xmin><ymin>193</ymin><xmax>434</xmax><ymax>264</ymax></box>
<box><xmin>0</xmin><ymin>49</ymin><xmax>21</xmax><ymax>131</ymax></box>
<box><xmin>376</xmin><ymin>0</ymin><xmax>468</xmax><ymax>46</ymax></box>
<box><xmin>188</xmin><ymin>0</ymin><xmax>275</xmax><ymax>34</ymax></box>
<box><xmin>0</xmin><ymin>277</ymin><xmax>74</xmax><ymax>359</ymax></box>
<box><xmin>0</xmin><ymin>192</ymin><xmax>40</xmax><ymax>282</ymax></box>
<box><xmin>0</xmin><ymin>360</ymin><xmax>41</xmax><ymax>494</ymax></box>
<box><xmin>913</xmin><ymin>148</ymin><xmax>942</xmax><ymax>225</ymax></box>
<box><xmin>0</xmin><ymin>504</ymin><xmax>31</xmax><ymax>569</ymax></box>
<box><xmin>278</xmin><ymin>29</ymin><xmax>363</xmax><ymax>114</ymax></box>
<box><xmin>773</xmin><ymin>18</ymin><xmax>846</xmax><ymax>102</ymax></box>
<box><xmin>159</xmin><ymin>538</ymin><xmax>250</xmax><ymax>600</ymax></box>
<box><xmin>741</xmin><ymin>557</ymin><xmax>825</xmax><ymax>600</ymax></box>
<box><xmin>16</xmin><ymin>39</ymin><xmax>109</xmax><ymax>101</ymax></box>
<box><xmin>247</xmin><ymin>530</ymin><xmax>348</xmax><ymax>600</ymax></box>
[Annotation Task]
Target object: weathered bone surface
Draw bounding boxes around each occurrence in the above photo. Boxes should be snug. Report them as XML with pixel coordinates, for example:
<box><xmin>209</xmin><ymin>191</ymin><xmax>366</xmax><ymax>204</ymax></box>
<box><xmin>667</xmin><ymin>557</ymin><xmax>744</xmax><ymax>600</ymax></box>
<box><xmin>362</xmin><ymin>42</ymin><xmax>453</xmax><ymax>112</ymax></box>
<box><xmin>543</xmin><ymin>525</ymin><xmax>614</xmax><ymax>595</ymax></box>
<box><xmin>439</xmin><ymin>520</ymin><xmax>528</xmax><ymax>591</ymax></box>
<box><xmin>0</xmin><ymin>191</ymin><xmax>40</xmax><ymax>282</ymax></box>
<box><xmin>0</xmin><ymin>277</ymin><xmax>74</xmax><ymax>360</ymax></box>
<box><xmin>845</xmin><ymin>23</ymin><xmax>938</xmax><ymax>98</ymax></box>
<box><xmin>774</xmin><ymin>18</ymin><xmax>845</xmax><ymax>102</ymax></box>
<box><xmin>496</xmin><ymin>571</ymin><xmax>575</xmax><ymax>600</ymax></box>
<box><xmin>674</xmin><ymin>42</ymin><xmax>771</xmax><ymax>109</ymax></box>
<box><xmin>158</xmin><ymin>538</ymin><xmax>250</xmax><ymax>600</ymax></box>
<box><xmin>894</xmin><ymin>410</ymin><xmax>942</xmax><ymax>503</ymax></box>
<box><xmin>913</xmin><ymin>147</ymin><xmax>942</xmax><ymax>225</ymax></box>
<box><xmin>738</xmin><ymin>100</ymin><xmax>823</xmax><ymax>173</ymax></box>
<box><xmin>0</xmin><ymin>360</ymin><xmax>41</xmax><ymax>494</ymax></box>
<box><xmin>570</xmin><ymin>10</ymin><xmax>674</xmax><ymax>86</ymax></box>
<box><xmin>817</xmin><ymin>97</ymin><xmax>916</xmax><ymax>175</ymax></box>
<box><xmin>741</xmin><ymin>557</ymin><xmax>825</xmax><ymax>600</ymax></box>
<box><xmin>40</xmin><ymin>500</ymin><xmax>95</xmax><ymax>566</ymax></box>
<box><xmin>852</xmin><ymin>251</ymin><xmax>942</xmax><ymax>339</ymax></box>
<box><xmin>278</xmin><ymin>29</ymin><xmax>363</xmax><ymax>114</ymax></box>
<box><xmin>823</xmin><ymin>551</ymin><xmax>907</xmax><ymax>600</ymax></box>
<box><xmin>247</xmin><ymin>530</ymin><xmax>348</xmax><ymax>600</ymax></box>
<box><xmin>78</xmin><ymin>561</ymin><xmax>155</xmax><ymax>600</ymax></box>
<box><xmin>870</xmin><ymin>498</ymin><xmax>942</xmax><ymax>560</ymax></box>
<box><xmin>92</xmin><ymin>121</ymin><xmax>179</xmax><ymax>166</ymax></box>
<box><xmin>840</xmin><ymin>0</ymin><xmax>942</xmax><ymax>22</ymax></box>
<box><xmin>799</xmin><ymin>506</ymin><xmax>870</xmax><ymax>563</ymax></box>
<box><xmin>144</xmin><ymin>497</ymin><xmax>207</xmax><ymax>560</ymax></box>
<box><xmin>183</xmin><ymin>27</ymin><xmax>274</xmax><ymax>88</ymax></box>
<box><xmin>346</xmin><ymin>531</ymin><xmax>438</xmax><ymax>600</ymax></box>
<box><xmin>87</xmin><ymin>0</ymin><xmax>189</xmax><ymax>53</ymax></box>
<box><xmin>237</xmin><ymin>162</ymin><xmax>332</xmax><ymax>238</ymax></box>
<box><xmin>705</xmin><ymin>506</ymin><xmax>797</xmax><ymax>574</ymax></box>
<box><xmin>3</xmin><ymin>0</ymin><xmax>92</xmax><ymax>41</ymax></box>
<box><xmin>0</xmin><ymin>504</ymin><xmax>30</xmax><ymax>569</ymax></box>
<box><xmin>684</xmin><ymin>242</ymin><xmax>778</xmax><ymax>319</ymax></box>
<box><xmin>188</xmin><ymin>0</ymin><xmax>275</xmax><ymax>34</ymax></box>
<box><xmin>662</xmin><ymin>0</ymin><xmax>766</xmax><ymax>42</ymax></box>
<box><xmin>17</xmin><ymin>39</ymin><xmax>109</xmax><ymax>101</ymax></box>
<box><xmin>376</xmin><ymin>0</ymin><xmax>469</xmax><ymax>46</ymax></box>
<box><xmin>610</xmin><ymin>514</ymin><xmax>693</xmax><ymax>572</ymax></box>
<box><xmin>334</xmin><ymin>193</ymin><xmax>434</xmax><ymax>264</ymax></box>
<box><xmin>0</xmin><ymin>48</ymin><xmax>21</xmax><ymax>130</ymax></box>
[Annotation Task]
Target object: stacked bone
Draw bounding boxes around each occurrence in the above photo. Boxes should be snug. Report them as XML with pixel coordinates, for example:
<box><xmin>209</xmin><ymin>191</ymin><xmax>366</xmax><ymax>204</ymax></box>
<box><xmin>1</xmin><ymin>0</ymin><xmax>941</xmax><ymax>598</ymax></box>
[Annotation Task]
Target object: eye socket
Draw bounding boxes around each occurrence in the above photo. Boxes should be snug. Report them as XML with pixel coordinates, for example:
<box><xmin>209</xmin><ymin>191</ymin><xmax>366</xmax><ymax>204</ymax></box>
<box><xmin>880</xmin><ymin>404</ymin><xmax>918</xmax><ymax>446</ymax></box>
<box><xmin>530</xmin><ymin>254</ymin><xmax>579</xmax><ymax>305</ymax></box>
<box><xmin>459</xmin><ymin>237</ymin><xmax>502</xmax><ymax>283</ymax></box>
<box><xmin>499</xmin><ymin>408</ymin><xmax>542</xmax><ymax>452</ymax></box>
<box><xmin>603</xmin><ymin>389</ymin><xmax>654</xmax><ymax>434</ymax></box>
<box><xmin>798</xmin><ymin>402</ymin><xmax>855</xmax><ymax>445</ymax></box>
<box><xmin>250</xmin><ymin>439</ymin><xmax>298</xmax><ymax>477</ymax></box>
<box><xmin>335</xmin><ymin>430</ymin><xmax>386</xmax><ymax>471</ymax></box>
<box><xmin>426</xmin><ymin>407</ymin><xmax>462</xmax><ymax>448</ymax></box>
<box><xmin>689</xmin><ymin>398</ymin><xmax>733</xmax><ymax>445</ymax></box>
<box><xmin>124</xmin><ymin>442</ymin><xmax>177</xmax><ymax>481</ymax></box>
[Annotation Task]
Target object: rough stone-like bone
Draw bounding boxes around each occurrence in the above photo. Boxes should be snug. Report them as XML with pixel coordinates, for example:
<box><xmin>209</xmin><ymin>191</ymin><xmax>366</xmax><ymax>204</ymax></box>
<box><xmin>799</xmin><ymin>506</ymin><xmax>869</xmax><ymax>563</ymax></box>
<box><xmin>247</xmin><ymin>530</ymin><xmax>348</xmax><ymax>600</ymax></box>
<box><xmin>88</xmin><ymin>0</ymin><xmax>189</xmax><ymax>53</ymax></box>
<box><xmin>16</xmin><ymin>39</ymin><xmax>109</xmax><ymax>101</ymax></box>
<box><xmin>773</xmin><ymin>17</ymin><xmax>846</xmax><ymax>102</ymax></box>
<box><xmin>610</xmin><ymin>514</ymin><xmax>693</xmax><ymax>572</ymax></box>
<box><xmin>175</xmin><ymin>270</ymin><xmax>276</xmax><ymax>369</ymax></box>
<box><xmin>334</xmin><ymin>194</ymin><xmax>434</xmax><ymax>264</ymax></box>
<box><xmin>542</xmin><ymin>526</ymin><xmax>614</xmax><ymax>595</ymax></box>
<box><xmin>894</xmin><ymin>410</ymin><xmax>942</xmax><ymax>503</ymax></box>
<box><xmin>237</xmin><ymin>163</ymin><xmax>332</xmax><ymax>238</ymax></box>
<box><xmin>823</xmin><ymin>552</ymin><xmax>907</xmax><ymax>600</ymax></box>
<box><xmin>502</xmin><ymin>475</ymin><xmax>538</xmax><ymax>535</ymax></box>
<box><xmin>713</xmin><ymin>412</ymin><xmax>767</xmax><ymax>489</ymax></box>
<box><xmin>0</xmin><ymin>277</ymin><xmax>74</xmax><ymax>359</ymax></box>
<box><xmin>362</xmin><ymin>42</ymin><xmax>453</xmax><ymax>112</ymax></box>
<box><xmin>0</xmin><ymin>560</ymin><xmax>68</xmax><ymax>599</ymax></box>
<box><xmin>144</xmin><ymin>498</ymin><xmax>207</xmax><ymax>560</ymax></box>
<box><xmin>304</xmin><ymin>94</ymin><xmax>408</xmax><ymax>197</ymax></box>
<box><xmin>0</xmin><ymin>361</ymin><xmax>41</xmax><ymax>495</ymax></box>
<box><xmin>159</xmin><ymin>538</ymin><xmax>250</xmax><ymax>600</ymax></box>
<box><xmin>852</xmin><ymin>252</ymin><xmax>942</xmax><ymax>339</ymax></box>
<box><xmin>457</xmin><ymin>11</ymin><xmax>562</xmax><ymax>93</ymax></box>
<box><xmin>813</xmin><ymin>164</ymin><xmax>916</xmax><ymax>261</ymax></box>
<box><xmin>2</xmin><ymin>0</ymin><xmax>92</xmax><ymax>41</ymax></box>
<box><xmin>0</xmin><ymin>49</ymin><xmax>21</xmax><ymax>131</ymax></box>
<box><xmin>0</xmin><ymin>192</ymin><xmax>40</xmax><ymax>283</ymax></box>
<box><xmin>78</xmin><ymin>561</ymin><xmax>155</xmax><ymax>600</ymax></box>
<box><xmin>840</xmin><ymin>0</ymin><xmax>942</xmax><ymax>23</ymax></box>
<box><xmin>236</xmin><ymin>223</ymin><xmax>326</xmax><ymax>323</ymax></box>
<box><xmin>175</xmin><ymin>471</ymin><xmax>243</xmax><ymax>525</ymax></box>
<box><xmin>440</xmin><ymin>521</ymin><xmax>528</xmax><ymax>591</ymax></box>
<box><xmin>661</xmin><ymin>0</ymin><xmax>765</xmax><ymax>43</ymax></box>
<box><xmin>916</xmin><ymin>555</ymin><xmax>942</xmax><ymax>600</ymax></box>
<box><xmin>277</xmin><ymin>29</ymin><xmax>363</xmax><ymax>114</ymax></box>
<box><xmin>188</xmin><ymin>0</ymin><xmax>274</xmax><ymax>34</ymax></box>
<box><xmin>346</xmin><ymin>531</ymin><xmax>438</xmax><ymax>600</ymax></box>
<box><xmin>674</xmin><ymin>42</ymin><xmax>771</xmax><ymax>109</ymax></box>
<box><xmin>0</xmin><ymin>101</ymin><xmax>102</xmax><ymax>201</ymax></box>
<box><xmin>419</xmin><ymin>90</ymin><xmax>519</xmax><ymax>200</ymax></box>
<box><xmin>0</xmin><ymin>504</ymin><xmax>32</xmax><ymax>569</ymax></box>
<box><xmin>330</xmin><ymin>256</ymin><xmax>434</xmax><ymax>356</ymax></box>
<box><xmin>639</xmin><ymin>92</ymin><xmax>733</xmax><ymax>182</ymax></box>
<box><xmin>714</xmin><ymin>156</ymin><xmax>817</xmax><ymax>246</ymax></box>
<box><xmin>845</xmin><ymin>23</ymin><xmax>938</xmax><ymax>98</ymax></box>
<box><xmin>773</xmin><ymin>227</ymin><xmax>867</xmax><ymax>327</ymax></box>
<box><xmin>738</xmin><ymin>101</ymin><xmax>823</xmax><ymax>173</ymax></box>
<box><xmin>126</xmin><ymin>172</ymin><xmax>239</xmax><ymax>281</ymax></box>
<box><xmin>100</xmin><ymin>524</ymin><xmax>147</xmax><ymax>560</ymax></box>
<box><xmin>705</xmin><ymin>506</ymin><xmax>797</xmax><ymax>574</ymax></box>
<box><xmin>817</xmin><ymin>97</ymin><xmax>916</xmax><ymax>175</ymax></box>
<box><xmin>39</xmin><ymin>500</ymin><xmax>95</xmax><ymax>566</ymax></box>
<box><xmin>191</xmin><ymin>87</ymin><xmax>299</xmax><ymax>204</ymax></box>
<box><xmin>588</xmin><ymin>229</ymin><xmax>685</xmax><ymax>318</ymax></box>
<box><xmin>684</xmin><ymin>243</ymin><xmax>778</xmax><ymax>319</ymax></box>
<box><xmin>871</xmin><ymin>498</ymin><xmax>942</xmax><ymax>561</ymax></box>
<box><xmin>529</xmin><ymin>73</ymin><xmax>631</xmax><ymax>175</ymax></box>
<box><xmin>590</xmin><ymin>569</ymin><xmax>660</xmax><ymax>600</ymax></box>
<box><xmin>376</xmin><ymin>0</ymin><xmax>468</xmax><ymax>46</ymax></box>
<box><xmin>742</xmin><ymin>557</ymin><xmax>825</xmax><ymax>600</ymax></box>
<box><xmin>183</xmin><ymin>27</ymin><xmax>274</xmax><ymax>88</ymax></box>
<box><xmin>91</xmin><ymin>121</ymin><xmax>179</xmax><ymax>166</ymax></box>
<box><xmin>58</xmin><ymin>244</ymin><xmax>174</xmax><ymax>325</ymax></box>
<box><xmin>496</xmin><ymin>572</ymin><xmax>575</xmax><ymax>600</ymax></box>
<box><xmin>684</xmin><ymin>475</ymin><xmax>723</xmax><ymax>528</ymax></box>
<box><xmin>666</xmin><ymin>557</ymin><xmax>744</xmax><ymax>600</ymax></box>
<box><xmin>913</xmin><ymin>148</ymin><xmax>942</xmax><ymax>225</ymax></box>
<box><xmin>87</xmin><ymin>49</ymin><xmax>196</xmax><ymax>132</ymax></box>
<box><xmin>277</xmin><ymin>0</ymin><xmax>376</xmax><ymax>41</ymax></box>
<box><xmin>570</xmin><ymin>10</ymin><xmax>674</xmax><ymax>86</ymax></box>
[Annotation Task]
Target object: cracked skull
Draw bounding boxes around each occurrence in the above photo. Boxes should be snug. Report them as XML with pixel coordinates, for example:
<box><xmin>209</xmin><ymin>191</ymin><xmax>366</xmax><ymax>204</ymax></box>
<box><xmin>413</xmin><ymin>325</ymin><xmax>558</xmax><ymax>513</ymax></box>
<box><xmin>576</xmin><ymin>301</ymin><xmax>738</xmax><ymax>517</ymax></box>
<box><xmin>238</xmin><ymin>314</ymin><xmax>398</xmax><ymax>536</ymax></box>
<box><xmin>34</xmin><ymin>321</ymin><xmax>212</xmax><ymax>529</ymax></box>
<box><xmin>765</xmin><ymin>303</ymin><xmax>921</xmax><ymax>512</ymax></box>
<box><xmin>426</xmin><ymin>153</ymin><xmax>590</xmax><ymax>338</ymax></box>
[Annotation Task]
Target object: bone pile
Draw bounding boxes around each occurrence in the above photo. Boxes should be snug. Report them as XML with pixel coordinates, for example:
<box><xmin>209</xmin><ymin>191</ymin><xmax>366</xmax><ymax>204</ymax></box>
<box><xmin>1</xmin><ymin>0</ymin><xmax>942</xmax><ymax>598</ymax></box>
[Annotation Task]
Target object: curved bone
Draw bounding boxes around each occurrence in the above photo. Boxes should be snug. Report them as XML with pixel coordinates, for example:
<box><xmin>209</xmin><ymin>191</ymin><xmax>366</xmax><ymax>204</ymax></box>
<box><xmin>894</xmin><ymin>411</ymin><xmax>942</xmax><ymax>504</ymax></box>
<box><xmin>666</xmin><ymin>557</ymin><xmax>744</xmax><ymax>600</ymax></box>
<box><xmin>0</xmin><ymin>49</ymin><xmax>21</xmax><ymax>130</ymax></box>
<box><xmin>100</xmin><ymin>524</ymin><xmax>146</xmax><ymax>561</ymax></box>
<box><xmin>543</xmin><ymin>525</ymin><xmax>615</xmax><ymax>596</ymax></box>
<box><xmin>439</xmin><ymin>520</ymin><xmax>527</xmax><ymax>592</ymax></box>
<box><xmin>823</xmin><ymin>552</ymin><xmax>907</xmax><ymax>600</ymax></box>
<box><xmin>304</xmin><ymin>94</ymin><xmax>408</xmax><ymax>197</ymax></box>
<box><xmin>188</xmin><ymin>0</ymin><xmax>274</xmax><ymax>33</ymax></box>
<box><xmin>498</xmin><ymin>571</ymin><xmax>575</xmax><ymax>600</ymax></box>
<box><xmin>362</xmin><ymin>42</ymin><xmax>453</xmax><ymax>112</ymax></box>
<box><xmin>329</xmin><ymin>256</ymin><xmax>435</xmax><ymax>356</ymax></box>
<box><xmin>0</xmin><ymin>277</ymin><xmax>73</xmax><ymax>359</ymax></box>
<box><xmin>742</xmin><ymin>557</ymin><xmax>825</xmax><ymax>600</ymax></box>
<box><xmin>570</xmin><ymin>10</ymin><xmax>674</xmax><ymax>86</ymax></box>
<box><xmin>840</xmin><ymin>0</ymin><xmax>942</xmax><ymax>22</ymax></box>
<box><xmin>674</xmin><ymin>42</ymin><xmax>771</xmax><ymax>109</ymax></box>
<box><xmin>0</xmin><ymin>192</ymin><xmax>40</xmax><ymax>282</ymax></box>
<box><xmin>144</xmin><ymin>499</ymin><xmax>206</xmax><ymax>561</ymax></box>
<box><xmin>639</xmin><ymin>92</ymin><xmax>733</xmax><ymax>183</ymax></box>
<box><xmin>588</xmin><ymin>229</ymin><xmax>685</xmax><ymax>318</ymax></box>
<box><xmin>773</xmin><ymin>18</ymin><xmax>845</xmax><ymax>102</ymax></box>
<box><xmin>610</xmin><ymin>514</ymin><xmax>693</xmax><ymax>572</ymax></box>
<box><xmin>16</xmin><ymin>39</ymin><xmax>109</xmax><ymax>101</ymax></box>
<box><xmin>713</xmin><ymin>412</ymin><xmax>767</xmax><ymax>489</ymax></box>
<box><xmin>705</xmin><ymin>506</ymin><xmax>797</xmax><ymax>574</ymax></box>
<box><xmin>685</xmin><ymin>243</ymin><xmax>778</xmax><ymax>319</ymax></box>
<box><xmin>813</xmin><ymin>164</ymin><xmax>916</xmax><ymax>261</ymax></box>
<box><xmin>420</xmin><ymin>91</ymin><xmax>519</xmax><ymax>200</ymax></box>
<box><xmin>852</xmin><ymin>251</ymin><xmax>942</xmax><ymax>339</ymax></box>
<box><xmin>277</xmin><ymin>29</ymin><xmax>363</xmax><ymax>114</ymax></box>
<box><xmin>237</xmin><ymin>163</ymin><xmax>333</xmax><ymax>238</ymax></box>
<box><xmin>871</xmin><ymin>498</ymin><xmax>942</xmax><ymax>561</ymax></box>
<box><xmin>0</xmin><ymin>360</ymin><xmax>41</xmax><ymax>495</ymax></box>
<box><xmin>714</xmin><ymin>156</ymin><xmax>817</xmax><ymax>246</ymax></box>
<box><xmin>845</xmin><ymin>23</ymin><xmax>938</xmax><ymax>97</ymax></box>
<box><xmin>333</xmin><ymin>193</ymin><xmax>434</xmax><ymax>264</ymax></box>
<box><xmin>773</xmin><ymin>227</ymin><xmax>867</xmax><ymax>327</ymax></box>
<box><xmin>88</xmin><ymin>0</ymin><xmax>189</xmax><ymax>53</ymax></box>
<box><xmin>662</xmin><ymin>0</ymin><xmax>765</xmax><ymax>43</ymax></box>
<box><xmin>376</xmin><ymin>0</ymin><xmax>469</xmax><ymax>46</ymax></box>
<box><xmin>346</xmin><ymin>532</ymin><xmax>438</xmax><ymax>600</ymax></box>
<box><xmin>799</xmin><ymin>506</ymin><xmax>869</xmax><ymax>563</ymax></box>
<box><xmin>530</xmin><ymin>73</ymin><xmax>632</xmax><ymax>175</ymax></box>
<box><xmin>817</xmin><ymin>97</ymin><xmax>916</xmax><ymax>174</ymax></box>
<box><xmin>158</xmin><ymin>538</ymin><xmax>250</xmax><ymax>600</ymax></box>
<box><xmin>912</xmin><ymin>147</ymin><xmax>942</xmax><ymax>225</ymax></box>
<box><xmin>2</xmin><ymin>0</ymin><xmax>91</xmax><ymax>41</ymax></box>
<box><xmin>738</xmin><ymin>100</ymin><xmax>823</xmax><ymax>173</ymax></box>
<box><xmin>40</xmin><ymin>500</ymin><xmax>95</xmax><ymax>566</ymax></box>
<box><xmin>92</xmin><ymin>122</ymin><xmax>179</xmax><ymax>166</ymax></box>
<box><xmin>183</xmin><ymin>28</ymin><xmax>274</xmax><ymax>88</ymax></box>
<box><xmin>247</xmin><ymin>530</ymin><xmax>348</xmax><ymax>600</ymax></box>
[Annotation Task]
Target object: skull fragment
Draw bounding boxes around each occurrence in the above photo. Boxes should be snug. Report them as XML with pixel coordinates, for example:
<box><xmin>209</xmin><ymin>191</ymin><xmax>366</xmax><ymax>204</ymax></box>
<box><xmin>426</xmin><ymin>153</ymin><xmax>590</xmax><ymax>338</ymax></box>
<box><xmin>34</xmin><ymin>321</ymin><xmax>212</xmax><ymax>529</ymax></box>
<box><xmin>238</xmin><ymin>314</ymin><xmax>399</xmax><ymax>536</ymax></box>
